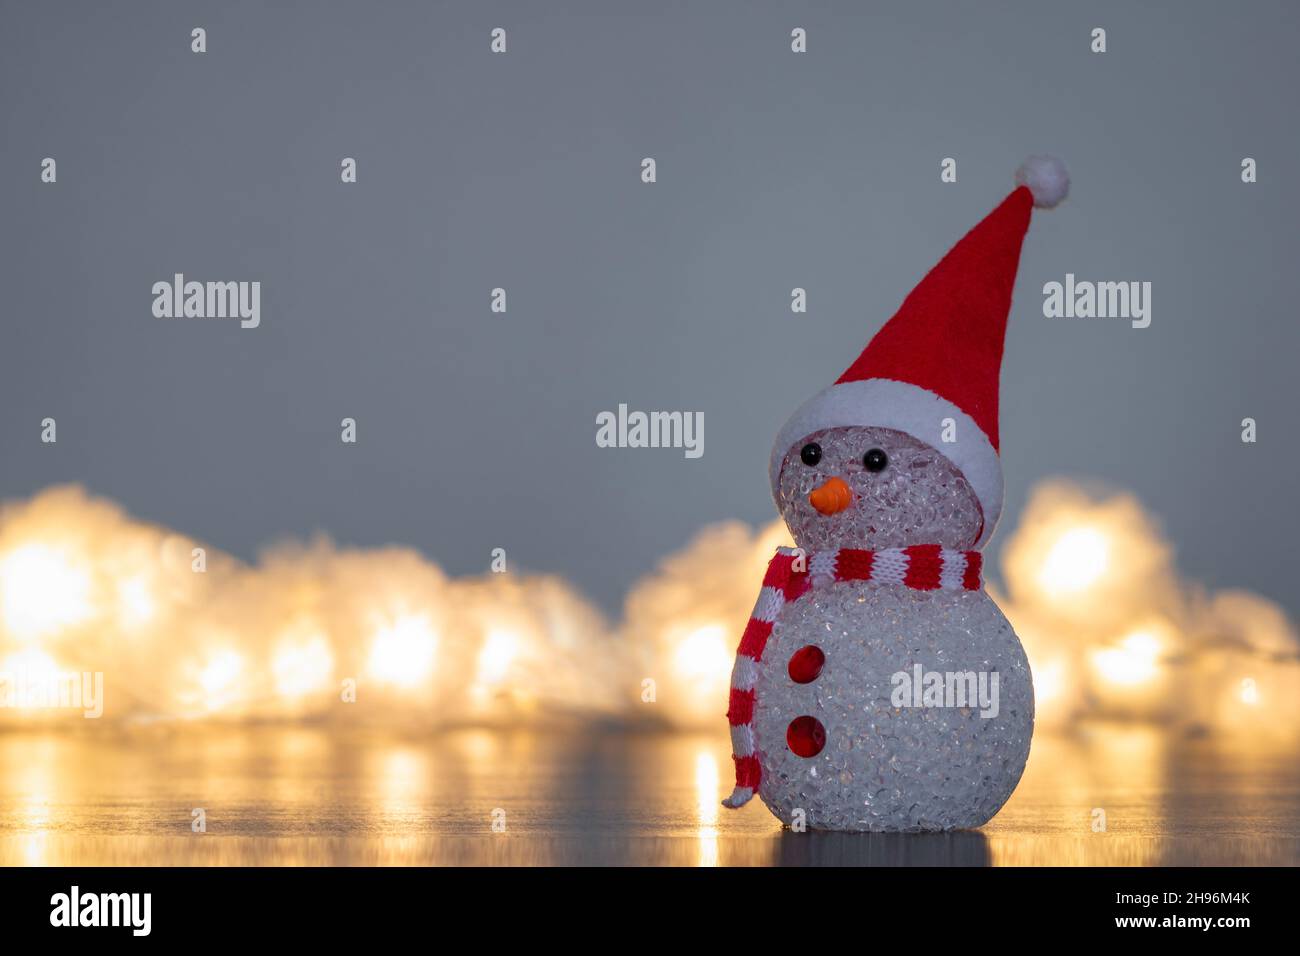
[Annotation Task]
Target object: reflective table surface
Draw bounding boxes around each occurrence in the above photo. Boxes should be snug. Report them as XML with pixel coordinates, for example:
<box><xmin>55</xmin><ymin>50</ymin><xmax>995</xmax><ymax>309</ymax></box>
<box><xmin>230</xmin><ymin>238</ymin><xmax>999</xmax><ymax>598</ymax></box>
<box><xmin>1</xmin><ymin>725</ymin><xmax>1296</xmax><ymax>866</ymax></box>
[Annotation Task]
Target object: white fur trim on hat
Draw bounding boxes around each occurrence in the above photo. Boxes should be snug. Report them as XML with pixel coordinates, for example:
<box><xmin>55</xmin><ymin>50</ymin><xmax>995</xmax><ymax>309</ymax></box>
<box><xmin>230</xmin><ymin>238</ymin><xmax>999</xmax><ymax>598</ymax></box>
<box><xmin>769</xmin><ymin>378</ymin><xmax>1004</xmax><ymax>548</ymax></box>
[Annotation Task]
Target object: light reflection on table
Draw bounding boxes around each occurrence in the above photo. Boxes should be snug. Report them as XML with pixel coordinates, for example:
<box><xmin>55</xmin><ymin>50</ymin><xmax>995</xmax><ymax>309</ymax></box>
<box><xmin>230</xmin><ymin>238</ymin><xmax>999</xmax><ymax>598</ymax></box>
<box><xmin>0</xmin><ymin>724</ymin><xmax>1296</xmax><ymax>866</ymax></box>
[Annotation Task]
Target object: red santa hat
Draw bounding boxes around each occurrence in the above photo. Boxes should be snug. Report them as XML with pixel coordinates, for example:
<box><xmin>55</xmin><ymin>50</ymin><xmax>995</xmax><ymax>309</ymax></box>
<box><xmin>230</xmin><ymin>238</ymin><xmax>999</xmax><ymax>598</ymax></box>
<box><xmin>769</xmin><ymin>156</ymin><xmax>1069</xmax><ymax>548</ymax></box>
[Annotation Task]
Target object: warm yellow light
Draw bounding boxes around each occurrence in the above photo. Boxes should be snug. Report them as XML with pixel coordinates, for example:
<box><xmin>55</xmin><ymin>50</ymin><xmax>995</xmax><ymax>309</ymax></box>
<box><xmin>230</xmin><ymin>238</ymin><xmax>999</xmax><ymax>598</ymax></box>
<box><xmin>694</xmin><ymin>749</ymin><xmax>720</xmax><ymax>867</ymax></box>
<box><xmin>199</xmin><ymin>649</ymin><xmax>243</xmax><ymax>696</ymax></box>
<box><xmin>188</xmin><ymin>648</ymin><xmax>246</xmax><ymax>712</ymax></box>
<box><xmin>476</xmin><ymin>630</ymin><xmax>519</xmax><ymax>686</ymax></box>
<box><xmin>694</xmin><ymin>750</ymin><xmax>719</xmax><ymax>825</ymax></box>
<box><xmin>1</xmin><ymin>648</ymin><xmax>62</xmax><ymax>684</ymax></box>
<box><xmin>272</xmin><ymin>636</ymin><xmax>334</xmax><ymax>697</ymax></box>
<box><xmin>1240</xmin><ymin>677</ymin><xmax>1259</xmax><ymax>706</ymax></box>
<box><xmin>368</xmin><ymin>614</ymin><xmax>437</xmax><ymax>687</ymax></box>
<box><xmin>673</xmin><ymin>624</ymin><xmax>731</xmax><ymax>680</ymax></box>
<box><xmin>1038</xmin><ymin>527</ymin><xmax>1109</xmax><ymax>596</ymax></box>
<box><xmin>115</xmin><ymin>575</ymin><xmax>155</xmax><ymax>628</ymax></box>
<box><xmin>1092</xmin><ymin>630</ymin><xmax>1161</xmax><ymax>685</ymax></box>
<box><xmin>22</xmin><ymin>833</ymin><xmax>47</xmax><ymax>866</ymax></box>
<box><xmin>0</xmin><ymin>544</ymin><xmax>93</xmax><ymax>640</ymax></box>
<box><xmin>1033</xmin><ymin>658</ymin><xmax>1066</xmax><ymax>703</ymax></box>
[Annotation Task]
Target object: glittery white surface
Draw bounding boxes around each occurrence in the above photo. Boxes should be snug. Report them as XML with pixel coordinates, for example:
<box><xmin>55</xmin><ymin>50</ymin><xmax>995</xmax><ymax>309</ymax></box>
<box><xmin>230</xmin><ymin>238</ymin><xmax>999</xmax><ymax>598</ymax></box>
<box><xmin>752</xmin><ymin>425</ymin><xmax>1033</xmax><ymax>831</ymax></box>
<box><xmin>753</xmin><ymin>583</ymin><xmax>1034</xmax><ymax>831</ymax></box>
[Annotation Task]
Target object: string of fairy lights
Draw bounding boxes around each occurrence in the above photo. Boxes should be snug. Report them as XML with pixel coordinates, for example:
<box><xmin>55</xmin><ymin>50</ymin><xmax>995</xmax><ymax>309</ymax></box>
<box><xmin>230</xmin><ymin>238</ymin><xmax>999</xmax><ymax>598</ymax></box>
<box><xmin>0</xmin><ymin>480</ymin><xmax>1296</xmax><ymax>737</ymax></box>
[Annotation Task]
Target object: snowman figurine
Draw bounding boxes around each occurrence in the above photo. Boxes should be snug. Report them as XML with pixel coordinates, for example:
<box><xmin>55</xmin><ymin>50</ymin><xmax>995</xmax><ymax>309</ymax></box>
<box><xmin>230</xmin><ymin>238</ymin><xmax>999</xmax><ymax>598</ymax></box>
<box><xmin>723</xmin><ymin>157</ymin><xmax>1069</xmax><ymax>831</ymax></box>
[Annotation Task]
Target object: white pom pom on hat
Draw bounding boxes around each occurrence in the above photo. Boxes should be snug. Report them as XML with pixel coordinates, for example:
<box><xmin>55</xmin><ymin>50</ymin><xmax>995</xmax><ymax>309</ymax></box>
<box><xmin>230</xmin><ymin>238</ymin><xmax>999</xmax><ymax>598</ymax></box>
<box><xmin>1014</xmin><ymin>155</ymin><xmax>1070</xmax><ymax>209</ymax></box>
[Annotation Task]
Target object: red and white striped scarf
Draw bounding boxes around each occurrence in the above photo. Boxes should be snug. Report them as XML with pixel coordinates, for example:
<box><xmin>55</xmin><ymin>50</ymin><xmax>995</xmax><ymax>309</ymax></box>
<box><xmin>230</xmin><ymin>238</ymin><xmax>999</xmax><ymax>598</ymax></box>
<box><xmin>722</xmin><ymin>545</ymin><xmax>984</xmax><ymax>809</ymax></box>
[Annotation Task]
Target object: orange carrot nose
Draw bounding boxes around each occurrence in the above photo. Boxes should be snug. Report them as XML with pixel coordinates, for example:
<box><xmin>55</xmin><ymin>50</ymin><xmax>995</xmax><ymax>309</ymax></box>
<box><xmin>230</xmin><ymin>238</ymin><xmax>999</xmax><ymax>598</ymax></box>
<box><xmin>808</xmin><ymin>476</ymin><xmax>852</xmax><ymax>515</ymax></box>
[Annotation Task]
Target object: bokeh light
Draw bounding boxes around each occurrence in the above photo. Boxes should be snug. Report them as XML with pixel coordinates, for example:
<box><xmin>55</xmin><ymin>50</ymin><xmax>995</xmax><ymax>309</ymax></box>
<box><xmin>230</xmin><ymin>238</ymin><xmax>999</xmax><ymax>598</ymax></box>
<box><xmin>0</xmin><ymin>543</ymin><xmax>93</xmax><ymax>640</ymax></box>
<box><xmin>272</xmin><ymin>634</ymin><xmax>334</xmax><ymax>699</ymax></box>
<box><xmin>476</xmin><ymin>629</ymin><xmax>518</xmax><ymax>686</ymax></box>
<box><xmin>0</xmin><ymin>481</ymin><xmax>1294</xmax><ymax>743</ymax></box>
<box><xmin>1038</xmin><ymin>527</ymin><xmax>1109</xmax><ymax>596</ymax></box>
<box><xmin>367</xmin><ymin>614</ymin><xmax>438</xmax><ymax>687</ymax></box>
<box><xmin>1091</xmin><ymin>629</ymin><xmax>1163</xmax><ymax>686</ymax></box>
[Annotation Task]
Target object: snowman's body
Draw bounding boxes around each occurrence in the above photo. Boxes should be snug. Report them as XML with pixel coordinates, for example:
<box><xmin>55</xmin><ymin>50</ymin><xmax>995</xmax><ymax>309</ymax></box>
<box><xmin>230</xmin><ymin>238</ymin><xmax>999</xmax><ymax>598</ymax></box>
<box><xmin>725</xmin><ymin>424</ymin><xmax>1039</xmax><ymax>830</ymax></box>
<box><xmin>751</xmin><ymin>579</ymin><xmax>1033</xmax><ymax>831</ymax></box>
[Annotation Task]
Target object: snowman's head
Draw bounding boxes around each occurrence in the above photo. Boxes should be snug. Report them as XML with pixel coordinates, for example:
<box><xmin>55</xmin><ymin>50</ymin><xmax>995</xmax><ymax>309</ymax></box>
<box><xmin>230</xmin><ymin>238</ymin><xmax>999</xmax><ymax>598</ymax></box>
<box><xmin>774</xmin><ymin>425</ymin><xmax>984</xmax><ymax>552</ymax></box>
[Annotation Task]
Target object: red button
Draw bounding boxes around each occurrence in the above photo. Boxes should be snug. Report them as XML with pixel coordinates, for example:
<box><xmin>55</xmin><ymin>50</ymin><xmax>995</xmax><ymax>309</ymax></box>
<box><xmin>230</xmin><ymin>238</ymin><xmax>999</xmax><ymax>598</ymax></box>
<box><xmin>788</xmin><ymin>645</ymin><xmax>825</xmax><ymax>683</ymax></box>
<box><xmin>786</xmin><ymin>715</ymin><xmax>826</xmax><ymax>757</ymax></box>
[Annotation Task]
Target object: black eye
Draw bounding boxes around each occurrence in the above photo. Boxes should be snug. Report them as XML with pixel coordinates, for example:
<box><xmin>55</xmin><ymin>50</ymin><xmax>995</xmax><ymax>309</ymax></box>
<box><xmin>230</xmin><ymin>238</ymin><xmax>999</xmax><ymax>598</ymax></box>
<box><xmin>800</xmin><ymin>443</ymin><xmax>822</xmax><ymax>466</ymax></box>
<box><xmin>863</xmin><ymin>448</ymin><xmax>888</xmax><ymax>472</ymax></box>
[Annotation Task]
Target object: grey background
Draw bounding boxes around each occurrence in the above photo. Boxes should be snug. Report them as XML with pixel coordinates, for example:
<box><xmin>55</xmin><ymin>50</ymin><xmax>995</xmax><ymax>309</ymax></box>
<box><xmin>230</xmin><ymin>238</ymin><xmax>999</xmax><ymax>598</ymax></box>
<box><xmin>2</xmin><ymin>0</ymin><xmax>1297</xmax><ymax>619</ymax></box>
